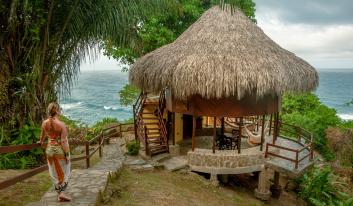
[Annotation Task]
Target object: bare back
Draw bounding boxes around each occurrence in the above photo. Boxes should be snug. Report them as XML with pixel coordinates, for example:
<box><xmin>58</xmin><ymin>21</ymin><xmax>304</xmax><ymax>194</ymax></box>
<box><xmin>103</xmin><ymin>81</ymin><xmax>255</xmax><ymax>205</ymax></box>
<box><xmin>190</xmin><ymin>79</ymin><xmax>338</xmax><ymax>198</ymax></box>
<box><xmin>40</xmin><ymin>118</ymin><xmax>69</xmax><ymax>152</ymax></box>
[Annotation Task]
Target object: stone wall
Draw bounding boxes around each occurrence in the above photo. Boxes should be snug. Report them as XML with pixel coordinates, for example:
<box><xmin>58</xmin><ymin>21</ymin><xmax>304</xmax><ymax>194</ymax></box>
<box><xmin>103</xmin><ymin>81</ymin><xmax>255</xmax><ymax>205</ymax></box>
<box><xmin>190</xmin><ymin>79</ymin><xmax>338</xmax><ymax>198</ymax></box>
<box><xmin>188</xmin><ymin>148</ymin><xmax>264</xmax><ymax>174</ymax></box>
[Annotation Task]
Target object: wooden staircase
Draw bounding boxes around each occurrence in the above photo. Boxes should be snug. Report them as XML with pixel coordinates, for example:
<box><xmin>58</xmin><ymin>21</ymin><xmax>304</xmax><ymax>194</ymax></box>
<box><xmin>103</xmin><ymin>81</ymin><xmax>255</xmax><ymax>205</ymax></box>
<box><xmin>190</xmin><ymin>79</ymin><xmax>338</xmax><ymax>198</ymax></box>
<box><xmin>133</xmin><ymin>90</ymin><xmax>169</xmax><ymax>156</ymax></box>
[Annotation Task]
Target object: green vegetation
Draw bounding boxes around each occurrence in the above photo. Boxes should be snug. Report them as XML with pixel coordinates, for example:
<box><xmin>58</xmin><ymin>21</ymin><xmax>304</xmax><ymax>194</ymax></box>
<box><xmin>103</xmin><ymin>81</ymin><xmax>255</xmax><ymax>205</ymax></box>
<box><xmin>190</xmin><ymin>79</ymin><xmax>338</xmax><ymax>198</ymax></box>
<box><xmin>119</xmin><ymin>84</ymin><xmax>140</xmax><ymax>106</ymax></box>
<box><xmin>126</xmin><ymin>141</ymin><xmax>140</xmax><ymax>155</ymax></box>
<box><xmin>297</xmin><ymin>166</ymin><xmax>353</xmax><ymax>206</ymax></box>
<box><xmin>0</xmin><ymin>122</ymin><xmax>43</xmax><ymax>169</ymax></box>
<box><xmin>0</xmin><ymin>0</ymin><xmax>177</xmax><ymax>128</ymax></box>
<box><xmin>0</xmin><ymin>116</ymin><xmax>131</xmax><ymax>169</ymax></box>
<box><xmin>281</xmin><ymin>93</ymin><xmax>353</xmax><ymax>160</ymax></box>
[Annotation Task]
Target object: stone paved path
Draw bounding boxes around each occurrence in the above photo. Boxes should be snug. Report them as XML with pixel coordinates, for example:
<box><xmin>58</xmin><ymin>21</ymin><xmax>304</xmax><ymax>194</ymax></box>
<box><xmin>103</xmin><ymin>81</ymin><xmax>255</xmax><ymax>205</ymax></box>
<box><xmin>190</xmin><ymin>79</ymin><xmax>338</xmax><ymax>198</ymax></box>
<box><xmin>27</xmin><ymin>141</ymin><xmax>125</xmax><ymax>206</ymax></box>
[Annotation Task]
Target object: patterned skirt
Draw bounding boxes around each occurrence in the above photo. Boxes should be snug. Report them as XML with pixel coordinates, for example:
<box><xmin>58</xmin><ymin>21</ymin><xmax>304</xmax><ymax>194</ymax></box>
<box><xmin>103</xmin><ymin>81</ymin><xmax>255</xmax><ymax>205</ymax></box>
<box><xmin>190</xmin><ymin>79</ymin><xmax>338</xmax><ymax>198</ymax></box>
<box><xmin>46</xmin><ymin>144</ymin><xmax>71</xmax><ymax>193</ymax></box>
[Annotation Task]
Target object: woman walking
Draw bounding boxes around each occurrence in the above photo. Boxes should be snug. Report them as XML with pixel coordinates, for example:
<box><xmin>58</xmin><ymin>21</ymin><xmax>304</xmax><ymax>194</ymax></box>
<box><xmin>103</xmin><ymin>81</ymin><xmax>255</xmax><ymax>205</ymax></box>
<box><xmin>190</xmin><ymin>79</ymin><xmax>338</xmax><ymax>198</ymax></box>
<box><xmin>39</xmin><ymin>102</ymin><xmax>71</xmax><ymax>202</ymax></box>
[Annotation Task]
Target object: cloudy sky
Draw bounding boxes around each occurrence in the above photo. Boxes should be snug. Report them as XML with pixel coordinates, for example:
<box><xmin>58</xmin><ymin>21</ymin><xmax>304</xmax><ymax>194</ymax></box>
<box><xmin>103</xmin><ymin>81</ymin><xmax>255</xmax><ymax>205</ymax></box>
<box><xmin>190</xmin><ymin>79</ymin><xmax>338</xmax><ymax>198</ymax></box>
<box><xmin>255</xmin><ymin>0</ymin><xmax>353</xmax><ymax>69</ymax></box>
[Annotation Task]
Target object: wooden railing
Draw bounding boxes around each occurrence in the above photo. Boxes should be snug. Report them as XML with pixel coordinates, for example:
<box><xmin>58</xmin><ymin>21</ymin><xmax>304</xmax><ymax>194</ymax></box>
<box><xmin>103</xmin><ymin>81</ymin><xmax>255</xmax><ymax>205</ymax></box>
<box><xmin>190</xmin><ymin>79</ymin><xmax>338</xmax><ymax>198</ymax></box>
<box><xmin>133</xmin><ymin>92</ymin><xmax>147</xmax><ymax>140</ymax></box>
<box><xmin>156</xmin><ymin>89</ymin><xmax>168</xmax><ymax>152</ymax></box>
<box><xmin>0</xmin><ymin>123</ymin><xmax>133</xmax><ymax>190</ymax></box>
<box><xmin>265</xmin><ymin>121</ymin><xmax>314</xmax><ymax>169</ymax></box>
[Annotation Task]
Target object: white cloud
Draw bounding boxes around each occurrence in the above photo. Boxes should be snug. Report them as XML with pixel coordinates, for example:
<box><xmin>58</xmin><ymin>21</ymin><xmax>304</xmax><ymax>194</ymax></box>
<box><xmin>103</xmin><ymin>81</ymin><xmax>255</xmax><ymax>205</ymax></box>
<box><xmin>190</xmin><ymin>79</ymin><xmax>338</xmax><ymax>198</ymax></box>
<box><xmin>80</xmin><ymin>53</ymin><xmax>125</xmax><ymax>71</ymax></box>
<box><xmin>255</xmin><ymin>0</ymin><xmax>353</xmax><ymax>68</ymax></box>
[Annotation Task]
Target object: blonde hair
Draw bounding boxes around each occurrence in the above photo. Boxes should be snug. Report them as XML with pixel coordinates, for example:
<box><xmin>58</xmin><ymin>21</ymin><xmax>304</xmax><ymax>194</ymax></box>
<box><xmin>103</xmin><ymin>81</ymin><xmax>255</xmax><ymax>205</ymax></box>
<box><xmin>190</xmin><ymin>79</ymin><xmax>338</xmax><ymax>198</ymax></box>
<box><xmin>47</xmin><ymin>102</ymin><xmax>60</xmax><ymax>118</ymax></box>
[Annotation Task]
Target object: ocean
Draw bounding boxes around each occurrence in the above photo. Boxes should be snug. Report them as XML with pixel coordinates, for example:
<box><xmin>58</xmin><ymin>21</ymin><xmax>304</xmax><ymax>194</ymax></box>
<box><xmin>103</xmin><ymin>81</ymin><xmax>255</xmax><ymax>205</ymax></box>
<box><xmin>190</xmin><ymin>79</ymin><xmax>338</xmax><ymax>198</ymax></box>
<box><xmin>59</xmin><ymin>69</ymin><xmax>353</xmax><ymax>125</ymax></box>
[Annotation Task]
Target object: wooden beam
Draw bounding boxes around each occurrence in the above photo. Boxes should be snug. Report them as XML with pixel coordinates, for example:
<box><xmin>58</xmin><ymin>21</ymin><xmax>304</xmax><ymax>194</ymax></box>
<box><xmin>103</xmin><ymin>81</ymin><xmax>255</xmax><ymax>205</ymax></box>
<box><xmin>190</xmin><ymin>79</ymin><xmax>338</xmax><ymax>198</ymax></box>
<box><xmin>221</xmin><ymin>117</ymin><xmax>225</xmax><ymax>136</ymax></box>
<box><xmin>213</xmin><ymin>117</ymin><xmax>216</xmax><ymax>153</ymax></box>
<box><xmin>260</xmin><ymin>115</ymin><xmax>265</xmax><ymax>151</ymax></box>
<box><xmin>238</xmin><ymin>117</ymin><xmax>243</xmax><ymax>154</ymax></box>
<box><xmin>272</xmin><ymin>113</ymin><xmax>277</xmax><ymax>144</ymax></box>
<box><xmin>171</xmin><ymin>112</ymin><xmax>175</xmax><ymax>145</ymax></box>
<box><xmin>269</xmin><ymin>114</ymin><xmax>272</xmax><ymax>136</ymax></box>
<box><xmin>192</xmin><ymin>116</ymin><xmax>196</xmax><ymax>151</ymax></box>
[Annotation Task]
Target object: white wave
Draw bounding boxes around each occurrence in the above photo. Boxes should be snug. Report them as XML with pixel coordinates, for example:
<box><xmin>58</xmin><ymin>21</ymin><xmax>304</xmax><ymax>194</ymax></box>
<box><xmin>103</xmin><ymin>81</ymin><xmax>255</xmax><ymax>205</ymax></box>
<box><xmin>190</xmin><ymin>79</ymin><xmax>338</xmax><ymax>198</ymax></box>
<box><xmin>61</xmin><ymin>102</ymin><xmax>83</xmax><ymax>110</ymax></box>
<box><xmin>104</xmin><ymin>106</ymin><xmax>119</xmax><ymax>110</ymax></box>
<box><xmin>338</xmin><ymin>113</ymin><xmax>353</xmax><ymax>120</ymax></box>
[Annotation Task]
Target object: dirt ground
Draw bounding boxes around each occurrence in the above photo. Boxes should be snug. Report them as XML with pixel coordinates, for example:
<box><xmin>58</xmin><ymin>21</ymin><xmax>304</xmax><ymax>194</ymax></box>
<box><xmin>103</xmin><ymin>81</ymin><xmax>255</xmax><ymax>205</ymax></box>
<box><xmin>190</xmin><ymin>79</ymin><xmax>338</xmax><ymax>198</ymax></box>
<box><xmin>99</xmin><ymin>167</ymin><xmax>307</xmax><ymax>206</ymax></box>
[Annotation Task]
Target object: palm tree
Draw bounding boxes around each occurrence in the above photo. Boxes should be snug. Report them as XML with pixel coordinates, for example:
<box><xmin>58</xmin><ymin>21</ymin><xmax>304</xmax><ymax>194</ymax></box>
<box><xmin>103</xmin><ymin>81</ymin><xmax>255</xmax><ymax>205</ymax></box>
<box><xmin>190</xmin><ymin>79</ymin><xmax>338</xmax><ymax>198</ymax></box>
<box><xmin>0</xmin><ymin>0</ymin><xmax>255</xmax><ymax>127</ymax></box>
<box><xmin>0</xmin><ymin>0</ymin><xmax>179</xmax><ymax>125</ymax></box>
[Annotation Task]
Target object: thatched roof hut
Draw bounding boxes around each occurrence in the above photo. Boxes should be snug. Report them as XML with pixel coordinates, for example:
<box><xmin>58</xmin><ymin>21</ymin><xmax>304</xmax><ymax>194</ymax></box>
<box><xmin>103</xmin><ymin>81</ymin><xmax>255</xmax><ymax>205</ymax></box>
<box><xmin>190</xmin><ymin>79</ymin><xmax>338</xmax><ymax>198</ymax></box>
<box><xmin>129</xmin><ymin>6</ymin><xmax>318</xmax><ymax>116</ymax></box>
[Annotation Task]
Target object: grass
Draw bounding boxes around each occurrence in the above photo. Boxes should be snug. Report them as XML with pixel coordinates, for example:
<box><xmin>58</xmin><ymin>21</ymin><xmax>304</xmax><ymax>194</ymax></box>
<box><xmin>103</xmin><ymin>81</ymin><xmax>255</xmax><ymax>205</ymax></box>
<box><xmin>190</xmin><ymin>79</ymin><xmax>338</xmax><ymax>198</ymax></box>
<box><xmin>0</xmin><ymin>146</ymin><xmax>102</xmax><ymax>206</ymax></box>
<box><xmin>99</xmin><ymin>168</ymin><xmax>264</xmax><ymax>206</ymax></box>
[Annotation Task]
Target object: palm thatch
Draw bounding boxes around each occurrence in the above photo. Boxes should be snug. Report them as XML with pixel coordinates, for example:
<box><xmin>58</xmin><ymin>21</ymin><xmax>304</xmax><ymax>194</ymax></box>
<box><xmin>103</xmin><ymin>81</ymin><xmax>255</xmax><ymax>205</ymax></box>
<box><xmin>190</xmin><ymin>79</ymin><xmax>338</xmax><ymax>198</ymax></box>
<box><xmin>129</xmin><ymin>6</ymin><xmax>318</xmax><ymax>101</ymax></box>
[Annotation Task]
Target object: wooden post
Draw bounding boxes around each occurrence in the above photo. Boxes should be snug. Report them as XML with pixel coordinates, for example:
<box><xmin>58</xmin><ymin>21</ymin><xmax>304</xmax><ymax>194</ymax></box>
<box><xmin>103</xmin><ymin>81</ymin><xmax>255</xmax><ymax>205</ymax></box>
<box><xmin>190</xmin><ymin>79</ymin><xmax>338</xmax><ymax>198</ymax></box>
<box><xmin>172</xmin><ymin>113</ymin><xmax>175</xmax><ymax>145</ymax></box>
<box><xmin>119</xmin><ymin>124</ymin><xmax>122</xmax><ymax>138</ymax></box>
<box><xmin>133</xmin><ymin>105</ymin><xmax>137</xmax><ymax>141</ymax></box>
<box><xmin>269</xmin><ymin>114</ymin><xmax>272</xmax><ymax>136</ymax></box>
<box><xmin>275</xmin><ymin>113</ymin><xmax>280</xmax><ymax>142</ymax></box>
<box><xmin>270</xmin><ymin>171</ymin><xmax>282</xmax><ymax>198</ymax></box>
<box><xmin>272</xmin><ymin>113</ymin><xmax>277</xmax><ymax>144</ymax></box>
<box><xmin>310</xmin><ymin>143</ymin><xmax>314</xmax><ymax>160</ymax></box>
<box><xmin>265</xmin><ymin>144</ymin><xmax>269</xmax><ymax>158</ymax></box>
<box><xmin>295</xmin><ymin>150</ymin><xmax>299</xmax><ymax>169</ymax></box>
<box><xmin>85</xmin><ymin>141</ymin><xmax>90</xmax><ymax>168</ymax></box>
<box><xmin>221</xmin><ymin>117</ymin><xmax>225</xmax><ymax>136</ymax></box>
<box><xmin>144</xmin><ymin>126</ymin><xmax>149</xmax><ymax>156</ymax></box>
<box><xmin>213</xmin><ymin>117</ymin><xmax>216</xmax><ymax>154</ymax></box>
<box><xmin>260</xmin><ymin>115</ymin><xmax>265</xmax><ymax>151</ymax></box>
<box><xmin>238</xmin><ymin>117</ymin><xmax>243</xmax><ymax>154</ymax></box>
<box><xmin>192</xmin><ymin>116</ymin><xmax>196</xmax><ymax>151</ymax></box>
<box><xmin>99</xmin><ymin>133</ymin><xmax>102</xmax><ymax>158</ymax></box>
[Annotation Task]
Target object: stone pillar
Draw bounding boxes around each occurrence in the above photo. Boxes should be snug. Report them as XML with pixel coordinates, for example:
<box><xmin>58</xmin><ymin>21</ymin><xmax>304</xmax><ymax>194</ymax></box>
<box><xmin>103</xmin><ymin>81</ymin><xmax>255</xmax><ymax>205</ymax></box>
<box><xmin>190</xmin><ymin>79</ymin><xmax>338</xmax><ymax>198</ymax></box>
<box><xmin>254</xmin><ymin>165</ymin><xmax>271</xmax><ymax>200</ymax></box>
<box><xmin>210</xmin><ymin>173</ymin><xmax>219</xmax><ymax>186</ymax></box>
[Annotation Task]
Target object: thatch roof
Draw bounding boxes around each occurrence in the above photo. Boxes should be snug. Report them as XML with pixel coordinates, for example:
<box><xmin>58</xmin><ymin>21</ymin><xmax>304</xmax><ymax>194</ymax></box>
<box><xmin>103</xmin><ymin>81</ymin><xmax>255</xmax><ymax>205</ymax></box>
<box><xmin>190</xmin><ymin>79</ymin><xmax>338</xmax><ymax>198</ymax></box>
<box><xmin>129</xmin><ymin>6</ymin><xmax>318</xmax><ymax>101</ymax></box>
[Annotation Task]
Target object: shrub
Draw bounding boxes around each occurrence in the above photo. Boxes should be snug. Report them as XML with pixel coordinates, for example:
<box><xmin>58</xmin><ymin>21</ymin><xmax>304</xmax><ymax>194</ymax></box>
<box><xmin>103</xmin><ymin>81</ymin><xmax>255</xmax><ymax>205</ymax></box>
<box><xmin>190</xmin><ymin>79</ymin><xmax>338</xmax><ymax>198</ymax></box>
<box><xmin>0</xmin><ymin>122</ymin><xmax>43</xmax><ymax>169</ymax></box>
<box><xmin>86</xmin><ymin>118</ymin><xmax>120</xmax><ymax>141</ymax></box>
<box><xmin>298</xmin><ymin>166</ymin><xmax>352</xmax><ymax>206</ymax></box>
<box><xmin>126</xmin><ymin>141</ymin><xmax>140</xmax><ymax>155</ymax></box>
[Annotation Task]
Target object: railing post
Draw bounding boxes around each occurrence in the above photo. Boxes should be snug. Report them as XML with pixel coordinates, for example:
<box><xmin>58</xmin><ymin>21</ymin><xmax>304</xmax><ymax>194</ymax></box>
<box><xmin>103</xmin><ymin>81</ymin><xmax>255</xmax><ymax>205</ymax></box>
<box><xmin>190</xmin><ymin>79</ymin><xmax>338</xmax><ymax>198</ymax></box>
<box><xmin>144</xmin><ymin>126</ymin><xmax>149</xmax><ymax>156</ymax></box>
<box><xmin>85</xmin><ymin>141</ymin><xmax>90</xmax><ymax>168</ymax></box>
<box><xmin>133</xmin><ymin>105</ymin><xmax>137</xmax><ymax>141</ymax></box>
<box><xmin>310</xmin><ymin>143</ymin><xmax>314</xmax><ymax>160</ymax></box>
<box><xmin>265</xmin><ymin>143</ymin><xmax>269</xmax><ymax>158</ymax></box>
<box><xmin>269</xmin><ymin>114</ymin><xmax>272</xmax><ymax>135</ymax></box>
<box><xmin>297</xmin><ymin>127</ymin><xmax>301</xmax><ymax>143</ymax></box>
<box><xmin>295</xmin><ymin>150</ymin><xmax>299</xmax><ymax>169</ymax></box>
<box><xmin>99</xmin><ymin>132</ymin><xmax>102</xmax><ymax>158</ymax></box>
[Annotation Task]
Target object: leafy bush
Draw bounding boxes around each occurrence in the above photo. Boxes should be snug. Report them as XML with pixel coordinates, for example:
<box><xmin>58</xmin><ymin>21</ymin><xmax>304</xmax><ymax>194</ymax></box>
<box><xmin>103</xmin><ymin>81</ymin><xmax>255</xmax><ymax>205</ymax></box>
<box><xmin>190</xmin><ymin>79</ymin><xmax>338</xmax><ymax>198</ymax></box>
<box><xmin>298</xmin><ymin>166</ymin><xmax>352</xmax><ymax>206</ymax></box>
<box><xmin>86</xmin><ymin>118</ymin><xmax>120</xmax><ymax>141</ymax></box>
<box><xmin>0</xmin><ymin>122</ymin><xmax>43</xmax><ymax>169</ymax></box>
<box><xmin>126</xmin><ymin>141</ymin><xmax>140</xmax><ymax>155</ymax></box>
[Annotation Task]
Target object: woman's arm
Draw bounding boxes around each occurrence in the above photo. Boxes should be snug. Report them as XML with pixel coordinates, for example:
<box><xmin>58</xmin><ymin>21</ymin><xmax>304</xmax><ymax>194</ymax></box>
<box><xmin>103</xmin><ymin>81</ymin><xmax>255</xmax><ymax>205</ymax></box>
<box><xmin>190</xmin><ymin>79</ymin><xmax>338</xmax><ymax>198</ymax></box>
<box><xmin>39</xmin><ymin>122</ymin><xmax>46</xmax><ymax>145</ymax></box>
<box><xmin>60</xmin><ymin>123</ymin><xmax>70</xmax><ymax>154</ymax></box>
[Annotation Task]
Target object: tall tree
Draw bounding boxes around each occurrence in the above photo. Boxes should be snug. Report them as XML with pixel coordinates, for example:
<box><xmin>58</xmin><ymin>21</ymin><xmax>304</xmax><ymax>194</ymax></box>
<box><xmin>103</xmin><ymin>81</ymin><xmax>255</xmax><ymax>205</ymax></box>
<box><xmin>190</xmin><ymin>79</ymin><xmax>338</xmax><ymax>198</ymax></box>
<box><xmin>104</xmin><ymin>0</ymin><xmax>256</xmax><ymax>66</ymax></box>
<box><xmin>0</xmin><ymin>0</ymin><xmax>178</xmax><ymax>127</ymax></box>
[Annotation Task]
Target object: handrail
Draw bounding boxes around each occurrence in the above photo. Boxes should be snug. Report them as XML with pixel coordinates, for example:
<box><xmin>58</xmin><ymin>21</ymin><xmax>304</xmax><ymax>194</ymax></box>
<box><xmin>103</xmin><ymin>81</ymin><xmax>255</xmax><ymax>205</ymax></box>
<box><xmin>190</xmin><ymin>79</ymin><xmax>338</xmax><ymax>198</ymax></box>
<box><xmin>265</xmin><ymin>120</ymin><xmax>314</xmax><ymax>169</ymax></box>
<box><xmin>0</xmin><ymin>122</ymin><xmax>134</xmax><ymax>190</ymax></box>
